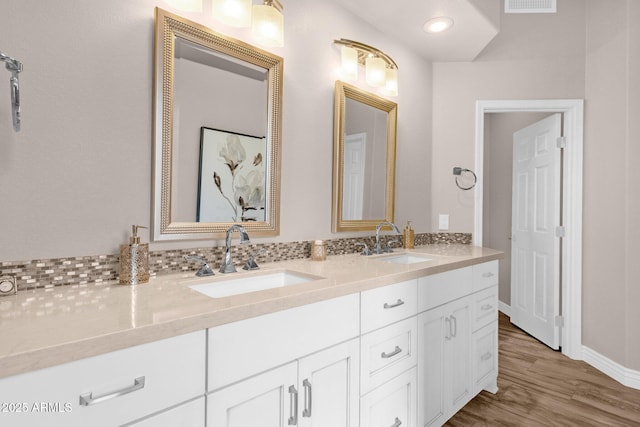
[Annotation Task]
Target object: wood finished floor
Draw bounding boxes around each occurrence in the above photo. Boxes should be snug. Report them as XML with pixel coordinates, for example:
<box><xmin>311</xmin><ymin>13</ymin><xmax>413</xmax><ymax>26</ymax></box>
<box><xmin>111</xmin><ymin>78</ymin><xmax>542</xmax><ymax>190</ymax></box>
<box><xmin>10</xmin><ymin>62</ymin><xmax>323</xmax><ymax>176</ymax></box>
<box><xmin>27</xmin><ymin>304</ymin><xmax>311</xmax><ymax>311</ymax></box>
<box><xmin>445</xmin><ymin>313</ymin><xmax>640</xmax><ymax>427</ymax></box>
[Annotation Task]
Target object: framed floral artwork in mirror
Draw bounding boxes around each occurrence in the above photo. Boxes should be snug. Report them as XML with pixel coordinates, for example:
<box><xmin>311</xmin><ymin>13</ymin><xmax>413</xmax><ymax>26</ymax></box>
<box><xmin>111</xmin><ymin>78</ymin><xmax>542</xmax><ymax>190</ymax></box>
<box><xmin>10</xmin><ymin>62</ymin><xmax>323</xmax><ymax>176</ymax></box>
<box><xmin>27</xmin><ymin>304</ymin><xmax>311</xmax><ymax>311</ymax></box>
<box><xmin>197</xmin><ymin>127</ymin><xmax>266</xmax><ymax>223</ymax></box>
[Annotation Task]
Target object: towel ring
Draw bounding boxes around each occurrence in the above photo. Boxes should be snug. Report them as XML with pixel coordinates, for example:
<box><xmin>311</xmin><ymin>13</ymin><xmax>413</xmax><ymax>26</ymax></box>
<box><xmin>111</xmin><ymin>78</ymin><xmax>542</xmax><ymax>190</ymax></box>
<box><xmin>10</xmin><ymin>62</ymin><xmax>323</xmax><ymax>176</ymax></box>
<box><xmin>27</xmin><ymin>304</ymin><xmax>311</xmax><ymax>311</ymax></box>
<box><xmin>453</xmin><ymin>167</ymin><xmax>477</xmax><ymax>190</ymax></box>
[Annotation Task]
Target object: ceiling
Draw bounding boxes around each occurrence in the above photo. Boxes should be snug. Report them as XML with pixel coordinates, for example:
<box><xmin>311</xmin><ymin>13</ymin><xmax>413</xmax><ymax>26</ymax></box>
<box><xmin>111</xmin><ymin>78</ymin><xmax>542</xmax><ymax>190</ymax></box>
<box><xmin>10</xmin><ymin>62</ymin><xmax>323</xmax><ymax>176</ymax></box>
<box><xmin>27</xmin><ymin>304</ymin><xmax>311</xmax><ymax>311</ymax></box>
<box><xmin>333</xmin><ymin>0</ymin><xmax>501</xmax><ymax>62</ymax></box>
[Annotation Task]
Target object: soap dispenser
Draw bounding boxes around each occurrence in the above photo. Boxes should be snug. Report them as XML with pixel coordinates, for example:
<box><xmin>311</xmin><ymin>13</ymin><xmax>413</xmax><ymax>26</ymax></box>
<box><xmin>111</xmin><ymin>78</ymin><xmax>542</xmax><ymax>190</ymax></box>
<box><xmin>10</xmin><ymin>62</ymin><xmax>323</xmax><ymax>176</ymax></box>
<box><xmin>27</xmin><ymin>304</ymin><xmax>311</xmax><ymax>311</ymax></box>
<box><xmin>119</xmin><ymin>225</ymin><xmax>149</xmax><ymax>285</ymax></box>
<box><xmin>403</xmin><ymin>221</ymin><xmax>415</xmax><ymax>249</ymax></box>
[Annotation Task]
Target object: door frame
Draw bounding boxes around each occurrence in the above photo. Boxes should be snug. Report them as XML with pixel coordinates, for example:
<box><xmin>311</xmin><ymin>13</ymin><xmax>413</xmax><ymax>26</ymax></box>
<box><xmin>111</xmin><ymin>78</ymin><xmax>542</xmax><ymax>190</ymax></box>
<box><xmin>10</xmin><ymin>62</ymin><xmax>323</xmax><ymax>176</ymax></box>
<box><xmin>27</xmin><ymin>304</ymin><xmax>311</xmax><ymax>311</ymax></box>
<box><xmin>474</xmin><ymin>99</ymin><xmax>583</xmax><ymax>360</ymax></box>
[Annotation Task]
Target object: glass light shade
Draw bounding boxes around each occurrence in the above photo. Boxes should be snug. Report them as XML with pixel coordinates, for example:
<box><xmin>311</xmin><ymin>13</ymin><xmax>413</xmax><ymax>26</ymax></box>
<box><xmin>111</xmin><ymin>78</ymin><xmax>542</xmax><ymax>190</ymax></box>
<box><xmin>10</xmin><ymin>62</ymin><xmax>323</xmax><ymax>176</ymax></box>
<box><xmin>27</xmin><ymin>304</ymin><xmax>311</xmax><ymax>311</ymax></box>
<box><xmin>164</xmin><ymin>0</ymin><xmax>202</xmax><ymax>12</ymax></box>
<box><xmin>365</xmin><ymin>56</ymin><xmax>386</xmax><ymax>87</ymax></box>
<box><xmin>341</xmin><ymin>46</ymin><xmax>358</xmax><ymax>81</ymax></box>
<box><xmin>252</xmin><ymin>4</ymin><xmax>284</xmax><ymax>47</ymax></box>
<box><xmin>213</xmin><ymin>0</ymin><xmax>252</xmax><ymax>27</ymax></box>
<box><xmin>384</xmin><ymin>68</ymin><xmax>398</xmax><ymax>96</ymax></box>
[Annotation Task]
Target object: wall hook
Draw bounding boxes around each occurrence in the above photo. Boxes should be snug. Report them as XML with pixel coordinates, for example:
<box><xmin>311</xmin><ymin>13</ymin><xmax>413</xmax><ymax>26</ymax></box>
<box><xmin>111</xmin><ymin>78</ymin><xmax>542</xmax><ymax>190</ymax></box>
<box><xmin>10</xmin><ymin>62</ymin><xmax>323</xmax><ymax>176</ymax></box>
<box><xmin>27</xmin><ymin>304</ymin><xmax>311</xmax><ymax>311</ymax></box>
<box><xmin>453</xmin><ymin>167</ymin><xmax>477</xmax><ymax>190</ymax></box>
<box><xmin>0</xmin><ymin>50</ymin><xmax>23</xmax><ymax>132</ymax></box>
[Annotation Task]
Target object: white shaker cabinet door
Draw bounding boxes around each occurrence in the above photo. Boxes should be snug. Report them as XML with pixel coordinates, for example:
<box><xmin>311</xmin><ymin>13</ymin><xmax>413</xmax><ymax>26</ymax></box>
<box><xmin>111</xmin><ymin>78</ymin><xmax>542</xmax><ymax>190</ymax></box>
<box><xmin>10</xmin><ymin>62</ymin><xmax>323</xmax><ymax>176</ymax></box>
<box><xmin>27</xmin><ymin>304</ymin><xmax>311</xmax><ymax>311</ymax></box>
<box><xmin>298</xmin><ymin>338</ymin><xmax>360</xmax><ymax>427</ymax></box>
<box><xmin>207</xmin><ymin>361</ymin><xmax>298</xmax><ymax>427</ymax></box>
<box><xmin>418</xmin><ymin>295</ymin><xmax>473</xmax><ymax>427</ymax></box>
<box><xmin>360</xmin><ymin>367</ymin><xmax>417</xmax><ymax>427</ymax></box>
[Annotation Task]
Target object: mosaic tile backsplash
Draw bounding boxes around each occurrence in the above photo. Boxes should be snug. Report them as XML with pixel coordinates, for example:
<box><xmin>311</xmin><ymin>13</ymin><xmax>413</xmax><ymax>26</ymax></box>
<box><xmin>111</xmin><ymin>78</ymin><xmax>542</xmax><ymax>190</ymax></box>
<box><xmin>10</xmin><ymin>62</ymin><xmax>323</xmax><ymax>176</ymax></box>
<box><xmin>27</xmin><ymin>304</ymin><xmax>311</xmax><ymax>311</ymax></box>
<box><xmin>1</xmin><ymin>233</ymin><xmax>471</xmax><ymax>292</ymax></box>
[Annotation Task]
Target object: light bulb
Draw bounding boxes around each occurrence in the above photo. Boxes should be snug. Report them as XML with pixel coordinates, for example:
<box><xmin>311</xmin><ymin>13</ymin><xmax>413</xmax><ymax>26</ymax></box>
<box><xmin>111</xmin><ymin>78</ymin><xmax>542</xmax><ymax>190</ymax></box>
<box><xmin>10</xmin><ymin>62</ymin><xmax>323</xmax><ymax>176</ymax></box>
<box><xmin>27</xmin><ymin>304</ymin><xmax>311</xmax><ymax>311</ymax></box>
<box><xmin>365</xmin><ymin>56</ymin><xmax>386</xmax><ymax>87</ymax></box>
<box><xmin>423</xmin><ymin>16</ymin><xmax>454</xmax><ymax>33</ymax></box>
<box><xmin>341</xmin><ymin>46</ymin><xmax>358</xmax><ymax>81</ymax></box>
<box><xmin>213</xmin><ymin>0</ymin><xmax>252</xmax><ymax>27</ymax></box>
<box><xmin>384</xmin><ymin>68</ymin><xmax>398</xmax><ymax>96</ymax></box>
<box><xmin>252</xmin><ymin>4</ymin><xmax>284</xmax><ymax>47</ymax></box>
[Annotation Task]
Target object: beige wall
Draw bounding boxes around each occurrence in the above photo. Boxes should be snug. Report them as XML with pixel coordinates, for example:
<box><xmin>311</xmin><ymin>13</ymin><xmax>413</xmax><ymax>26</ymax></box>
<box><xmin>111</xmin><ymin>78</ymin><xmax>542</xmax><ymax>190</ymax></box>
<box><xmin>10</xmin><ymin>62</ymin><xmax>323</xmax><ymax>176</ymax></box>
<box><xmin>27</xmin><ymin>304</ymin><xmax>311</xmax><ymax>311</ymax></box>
<box><xmin>583</xmin><ymin>0</ymin><xmax>640</xmax><ymax>371</ymax></box>
<box><xmin>432</xmin><ymin>0</ymin><xmax>640</xmax><ymax>371</ymax></box>
<box><xmin>0</xmin><ymin>0</ymin><xmax>432</xmax><ymax>261</ymax></box>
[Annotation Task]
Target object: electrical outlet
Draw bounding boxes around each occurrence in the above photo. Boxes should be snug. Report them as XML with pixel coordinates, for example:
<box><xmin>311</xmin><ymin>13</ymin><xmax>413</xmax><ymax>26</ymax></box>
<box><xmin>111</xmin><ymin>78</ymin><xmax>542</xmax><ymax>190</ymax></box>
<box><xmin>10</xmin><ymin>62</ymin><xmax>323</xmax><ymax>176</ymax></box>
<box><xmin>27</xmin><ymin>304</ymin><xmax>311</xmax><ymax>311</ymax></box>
<box><xmin>439</xmin><ymin>214</ymin><xmax>449</xmax><ymax>230</ymax></box>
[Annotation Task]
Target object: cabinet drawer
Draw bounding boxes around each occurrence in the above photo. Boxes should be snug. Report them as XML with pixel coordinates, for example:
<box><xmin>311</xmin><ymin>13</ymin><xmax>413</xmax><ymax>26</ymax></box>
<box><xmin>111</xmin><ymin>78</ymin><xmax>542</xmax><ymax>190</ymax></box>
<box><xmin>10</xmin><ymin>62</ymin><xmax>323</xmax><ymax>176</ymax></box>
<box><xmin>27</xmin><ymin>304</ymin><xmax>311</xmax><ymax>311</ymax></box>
<box><xmin>418</xmin><ymin>267</ymin><xmax>473</xmax><ymax>312</ymax></box>
<box><xmin>128</xmin><ymin>397</ymin><xmax>205</xmax><ymax>427</ymax></box>
<box><xmin>0</xmin><ymin>331</ymin><xmax>206</xmax><ymax>427</ymax></box>
<box><xmin>360</xmin><ymin>367</ymin><xmax>417</xmax><ymax>427</ymax></box>
<box><xmin>361</xmin><ymin>279</ymin><xmax>417</xmax><ymax>333</ymax></box>
<box><xmin>360</xmin><ymin>317</ymin><xmax>417</xmax><ymax>394</ymax></box>
<box><xmin>472</xmin><ymin>285</ymin><xmax>498</xmax><ymax>331</ymax></box>
<box><xmin>208</xmin><ymin>293</ymin><xmax>360</xmax><ymax>391</ymax></box>
<box><xmin>472</xmin><ymin>323</ymin><xmax>498</xmax><ymax>394</ymax></box>
<box><xmin>472</xmin><ymin>261</ymin><xmax>498</xmax><ymax>292</ymax></box>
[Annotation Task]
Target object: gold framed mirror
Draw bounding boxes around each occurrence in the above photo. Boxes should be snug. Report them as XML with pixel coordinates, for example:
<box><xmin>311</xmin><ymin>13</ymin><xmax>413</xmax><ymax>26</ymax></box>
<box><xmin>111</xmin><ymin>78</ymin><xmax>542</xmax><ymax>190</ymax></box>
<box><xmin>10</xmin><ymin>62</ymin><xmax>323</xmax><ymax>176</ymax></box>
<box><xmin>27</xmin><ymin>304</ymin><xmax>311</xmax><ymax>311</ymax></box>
<box><xmin>332</xmin><ymin>81</ymin><xmax>397</xmax><ymax>232</ymax></box>
<box><xmin>152</xmin><ymin>8</ymin><xmax>283</xmax><ymax>241</ymax></box>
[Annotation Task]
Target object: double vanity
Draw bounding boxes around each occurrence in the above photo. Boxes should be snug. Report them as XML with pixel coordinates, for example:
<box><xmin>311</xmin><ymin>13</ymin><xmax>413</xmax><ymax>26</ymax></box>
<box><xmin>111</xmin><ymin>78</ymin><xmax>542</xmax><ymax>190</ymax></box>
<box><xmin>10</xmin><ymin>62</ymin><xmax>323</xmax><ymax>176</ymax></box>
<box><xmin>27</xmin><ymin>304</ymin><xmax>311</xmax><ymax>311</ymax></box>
<box><xmin>0</xmin><ymin>245</ymin><xmax>501</xmax><ymax>427</ymax></box>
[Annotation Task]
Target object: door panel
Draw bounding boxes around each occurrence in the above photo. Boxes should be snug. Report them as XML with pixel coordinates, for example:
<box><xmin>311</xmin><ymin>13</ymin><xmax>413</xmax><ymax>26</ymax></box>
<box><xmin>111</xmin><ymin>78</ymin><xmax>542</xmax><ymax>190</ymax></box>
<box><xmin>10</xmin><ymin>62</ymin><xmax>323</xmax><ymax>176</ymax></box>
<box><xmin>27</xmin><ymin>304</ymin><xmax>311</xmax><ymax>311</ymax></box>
<box><xmin>510</xmin><ymin>113</ymin><xmax>562</xmax><ymax>350</ymax></box>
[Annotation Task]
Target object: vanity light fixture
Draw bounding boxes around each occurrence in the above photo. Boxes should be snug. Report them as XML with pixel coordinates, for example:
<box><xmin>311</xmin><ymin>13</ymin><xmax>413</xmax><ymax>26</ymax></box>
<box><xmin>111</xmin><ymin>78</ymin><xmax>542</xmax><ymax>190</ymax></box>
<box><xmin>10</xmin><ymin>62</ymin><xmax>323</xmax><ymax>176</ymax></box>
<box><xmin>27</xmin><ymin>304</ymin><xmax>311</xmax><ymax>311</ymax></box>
<box><xmin>213</xmin><ymin>0</ymin><xmax>252</xmax><ymax>27</ymax></box>
<box><xmin>252</xmin><ymin>0</ymin><xmax>284</xmax><ymax>47</ymax></box>
<box><xmin>423</xmin><ymin>16</ymin><xmax>454</xmax><ymax>33</ymax></box>
<box><xmin>334</xmin><ymin>39</ymin><xmax>399</xmax><ymax>96</ymax></box>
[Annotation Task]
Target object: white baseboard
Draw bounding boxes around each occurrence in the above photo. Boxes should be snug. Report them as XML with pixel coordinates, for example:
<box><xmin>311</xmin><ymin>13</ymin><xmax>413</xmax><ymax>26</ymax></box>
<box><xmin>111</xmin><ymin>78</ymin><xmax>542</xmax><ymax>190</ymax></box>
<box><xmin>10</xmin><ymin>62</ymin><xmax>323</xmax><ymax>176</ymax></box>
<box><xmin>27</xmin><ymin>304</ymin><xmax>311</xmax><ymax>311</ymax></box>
<box><xmin>582</xmin><ymin>346</ymin><xmax>640</xmax><ymax>390</ymax></box>
<box><xmin>498</xmin><ymin>301</ymin><xmax>511</xmax><ymax>317</ymax></box>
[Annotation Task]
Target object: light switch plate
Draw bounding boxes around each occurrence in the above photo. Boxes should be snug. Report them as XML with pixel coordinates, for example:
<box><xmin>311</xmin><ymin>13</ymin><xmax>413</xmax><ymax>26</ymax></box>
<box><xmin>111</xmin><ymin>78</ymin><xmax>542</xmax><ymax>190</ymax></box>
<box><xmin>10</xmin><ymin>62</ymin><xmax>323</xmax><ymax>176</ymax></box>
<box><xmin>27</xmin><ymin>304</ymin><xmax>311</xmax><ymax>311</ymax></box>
<box><xmin>439</xmin><ymin>214</ymin><xmax>449</xmax><ymax>230</ymax></box>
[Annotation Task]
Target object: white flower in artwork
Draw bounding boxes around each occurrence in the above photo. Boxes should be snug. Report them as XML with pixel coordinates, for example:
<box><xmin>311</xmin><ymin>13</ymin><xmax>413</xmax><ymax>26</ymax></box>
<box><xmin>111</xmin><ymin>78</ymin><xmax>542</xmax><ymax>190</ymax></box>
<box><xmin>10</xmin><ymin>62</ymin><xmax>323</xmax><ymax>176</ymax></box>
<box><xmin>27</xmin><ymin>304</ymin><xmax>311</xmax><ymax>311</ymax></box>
<box><xmin>213</xmin><ymin>134</ymin><xmax>265</xmax><ymax>222</ymax></box>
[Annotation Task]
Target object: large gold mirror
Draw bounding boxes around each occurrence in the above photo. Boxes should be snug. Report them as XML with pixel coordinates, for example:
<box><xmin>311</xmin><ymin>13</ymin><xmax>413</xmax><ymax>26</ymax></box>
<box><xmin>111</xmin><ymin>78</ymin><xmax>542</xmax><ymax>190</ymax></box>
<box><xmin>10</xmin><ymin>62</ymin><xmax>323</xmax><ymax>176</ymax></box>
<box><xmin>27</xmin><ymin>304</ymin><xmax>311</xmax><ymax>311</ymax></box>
<box><xmin>153</xmin><ymin>8</ymin><xmax>283</xmax><ymax>240</ymax></box>
<box><xmin>332</xmin><ymin>81</ymin><xmax>397</xmax><ymax>232</ymax></box>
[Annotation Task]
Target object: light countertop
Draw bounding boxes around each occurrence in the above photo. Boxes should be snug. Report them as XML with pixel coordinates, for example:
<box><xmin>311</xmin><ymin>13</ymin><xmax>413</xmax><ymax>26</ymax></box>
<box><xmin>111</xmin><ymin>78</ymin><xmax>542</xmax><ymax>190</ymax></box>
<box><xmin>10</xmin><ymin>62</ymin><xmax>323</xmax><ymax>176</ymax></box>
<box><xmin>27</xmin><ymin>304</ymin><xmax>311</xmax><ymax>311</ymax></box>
<box><xmin>0</xmin><ymin>245</ymin><xmax>502</xmax><ymax>379</ymax></box>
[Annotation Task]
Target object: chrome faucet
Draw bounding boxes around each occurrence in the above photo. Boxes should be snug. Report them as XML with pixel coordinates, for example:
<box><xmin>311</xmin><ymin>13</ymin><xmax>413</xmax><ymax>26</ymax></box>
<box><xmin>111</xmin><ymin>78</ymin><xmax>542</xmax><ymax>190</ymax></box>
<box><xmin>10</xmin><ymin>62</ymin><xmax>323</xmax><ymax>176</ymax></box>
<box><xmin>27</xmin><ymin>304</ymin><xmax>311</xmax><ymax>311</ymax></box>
<box><xmin>374</xmin><ymin>221</ymin><xmax>401</xmax><ymax>254</ymax></box>
<box><xmin>219</xmin><ymin>225</ymin><xmax>251</xmax><ymax>273</ymax></box>
<box><xmin>183</xmin><ymin>255</ymin><xmax>215</xmax><ymax>277</ymax></box>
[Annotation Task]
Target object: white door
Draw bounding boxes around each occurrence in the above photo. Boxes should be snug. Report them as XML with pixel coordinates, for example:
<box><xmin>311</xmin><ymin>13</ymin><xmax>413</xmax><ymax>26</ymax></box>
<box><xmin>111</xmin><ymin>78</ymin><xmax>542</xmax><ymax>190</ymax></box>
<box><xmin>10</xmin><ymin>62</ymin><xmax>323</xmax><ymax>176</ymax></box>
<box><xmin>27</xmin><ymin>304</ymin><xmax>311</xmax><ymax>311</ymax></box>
<box><xmin>298</xmin><ymin>338</ymin><xmax>359</xmax><ymax>427</ymax></box>
<box><xmin>342</xmin><ymin>132</ymin><xmax>367</xmax><ymax>220</ymax></box>
<box><xmin>207</xmin><ymin>362</ymin><xmax>298</xmax><ymax>427</ymax></box>
<box><xmin>510</xmin><ymin>113</ymin><xmax>562</xmax><ymax>350</ymax></box>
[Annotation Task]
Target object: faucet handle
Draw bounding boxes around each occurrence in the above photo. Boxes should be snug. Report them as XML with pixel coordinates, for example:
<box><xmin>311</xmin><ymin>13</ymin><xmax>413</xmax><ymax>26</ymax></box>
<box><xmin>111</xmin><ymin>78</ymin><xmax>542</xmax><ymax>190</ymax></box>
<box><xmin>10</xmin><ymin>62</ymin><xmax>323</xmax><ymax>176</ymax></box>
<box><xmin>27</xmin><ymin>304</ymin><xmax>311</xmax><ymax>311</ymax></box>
<box><xmin>356</xmin><ymin>242</ymin><xmax>371</xmax><ymax>256</ymax></box>
<box><xmin>384</xmin><ymin>240</ymin><xmax>401</xmax><ymax>253</ymax></box>
<box><xmin>243</xmin><ymin>249</ymin><xmax>266</xmax><ymax>271</ymax></box>
<box><xmin>183</xmin><ymin>255</ymin><xmax>215</xmax><ymax>277</ymax></box>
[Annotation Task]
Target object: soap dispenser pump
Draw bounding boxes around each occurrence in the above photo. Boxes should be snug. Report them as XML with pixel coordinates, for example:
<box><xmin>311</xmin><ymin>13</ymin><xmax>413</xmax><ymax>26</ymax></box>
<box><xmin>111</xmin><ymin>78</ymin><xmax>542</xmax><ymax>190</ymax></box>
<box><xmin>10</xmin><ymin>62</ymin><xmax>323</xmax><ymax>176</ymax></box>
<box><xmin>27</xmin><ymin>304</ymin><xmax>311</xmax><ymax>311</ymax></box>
<box><xmin>119</xmin><ymin>225</ymin><xmax>149</xmax><ymax>285</ymax></box>
<box><xmin>403</xmin><ymin>221</ymin><xmax>415</xmax><ymax>249</ymax></box>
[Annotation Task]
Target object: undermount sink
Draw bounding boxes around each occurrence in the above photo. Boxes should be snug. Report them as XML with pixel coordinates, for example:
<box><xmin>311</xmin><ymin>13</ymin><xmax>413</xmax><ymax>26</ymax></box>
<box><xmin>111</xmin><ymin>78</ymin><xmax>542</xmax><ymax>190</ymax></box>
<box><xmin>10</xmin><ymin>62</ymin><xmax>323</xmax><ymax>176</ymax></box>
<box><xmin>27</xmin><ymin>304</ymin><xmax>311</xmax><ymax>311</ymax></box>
<box><xmin>374</xmin><ymin>253</ymin><xmax>433</xmax><ymax>265</ymax></box>
<box><xmin>189</xmin><ymin>270</ymin><xmax>325</xmax><ymax>298</ymax></box>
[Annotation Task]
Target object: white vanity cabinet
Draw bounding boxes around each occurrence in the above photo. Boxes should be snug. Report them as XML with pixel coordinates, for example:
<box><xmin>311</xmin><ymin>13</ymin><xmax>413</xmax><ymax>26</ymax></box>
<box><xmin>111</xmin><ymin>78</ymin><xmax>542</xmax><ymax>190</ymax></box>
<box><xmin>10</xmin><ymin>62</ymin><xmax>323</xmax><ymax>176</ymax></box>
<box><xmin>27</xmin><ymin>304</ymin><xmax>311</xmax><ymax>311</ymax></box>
<box><xmin>0</xmin><ymin>331</ymin><xmax>206</xmax><ymax>427</ymax></box>
<box><xmin>416</xmin><ymin>261</ymin><xmax>499</xmax><ymax>427</ymax></box>
<box><xmin>360</xmin><ymin>279</ymin><xmax>419</xmax><ymax>427</ymax></box>
<box><xmin>206</xmin><ymin>294</ymin><xmax>361</xmax><ymax>427</ymax></box>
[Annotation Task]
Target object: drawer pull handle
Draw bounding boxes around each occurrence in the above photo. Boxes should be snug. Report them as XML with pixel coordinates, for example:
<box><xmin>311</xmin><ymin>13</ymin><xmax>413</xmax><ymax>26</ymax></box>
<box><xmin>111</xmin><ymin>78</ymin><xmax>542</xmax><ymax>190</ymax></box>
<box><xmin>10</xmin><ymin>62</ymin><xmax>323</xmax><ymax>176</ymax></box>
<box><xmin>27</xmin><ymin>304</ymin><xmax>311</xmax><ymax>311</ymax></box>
<box><xmin>390</xmin><ymin>417</ymin><xmax>402</xmax><ymax>427</ymax></box>
<box><xmin>482</xmin><ymin>272</ymin><xmax>495</xmax><ymax>278</ymax></box>
<box><xmin>481</xmin><ymin>304</ymin><xmax>493</xmax><ymax>311</ymax></box>
<box><xmin>79</xmin><ymin>376</ymin><xmax>145</xmax><ymax>406</ymax></box>
<box><xmin>288</xmin><ymin>385</ymin><xmax>298</xmax><ymax>425</ymax></box>
<box><xmin>450</xmin><ymin>315</ymin><xmax>457</xmax><ymax>338</ymax></box>
<box><xmin>383</xmin><ymin>299</ymin><xmax>405</xmax><ymax>309</ymax></box>
<box><xmin>481</xmin><ymin>352</ymin><xmax>492</xmax><ymax>361</ymax></box>
<box><xmin>381</xmin><ymin>346</ymin><xmax>402</xmax><ymax>359</ymax></box>
<box><xmin>302</xmin><ymin>379</ymin><xmax>312</xmax><ymax>418</ymax></box>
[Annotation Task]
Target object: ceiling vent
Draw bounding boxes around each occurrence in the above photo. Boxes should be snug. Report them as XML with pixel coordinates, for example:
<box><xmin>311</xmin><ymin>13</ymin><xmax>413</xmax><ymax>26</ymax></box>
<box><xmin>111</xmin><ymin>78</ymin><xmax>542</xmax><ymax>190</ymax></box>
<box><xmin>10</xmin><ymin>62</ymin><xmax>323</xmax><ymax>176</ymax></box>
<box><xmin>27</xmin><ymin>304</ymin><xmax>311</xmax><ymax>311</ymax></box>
<box><xmin>505</xmin><ymin>0</ymin><xmax>556</xmax><ymax>13</ymax></box>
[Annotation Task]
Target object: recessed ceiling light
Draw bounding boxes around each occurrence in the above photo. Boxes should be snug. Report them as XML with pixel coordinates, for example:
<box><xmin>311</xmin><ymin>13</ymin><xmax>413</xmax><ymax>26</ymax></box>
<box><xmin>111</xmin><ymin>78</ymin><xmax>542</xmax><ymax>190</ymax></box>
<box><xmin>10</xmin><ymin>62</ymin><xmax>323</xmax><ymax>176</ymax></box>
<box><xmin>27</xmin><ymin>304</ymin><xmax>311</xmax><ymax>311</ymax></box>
<box><xmin>423</xmin><ymin>16</ymin><xmax>454</xmax><ymax>33</ymax></box>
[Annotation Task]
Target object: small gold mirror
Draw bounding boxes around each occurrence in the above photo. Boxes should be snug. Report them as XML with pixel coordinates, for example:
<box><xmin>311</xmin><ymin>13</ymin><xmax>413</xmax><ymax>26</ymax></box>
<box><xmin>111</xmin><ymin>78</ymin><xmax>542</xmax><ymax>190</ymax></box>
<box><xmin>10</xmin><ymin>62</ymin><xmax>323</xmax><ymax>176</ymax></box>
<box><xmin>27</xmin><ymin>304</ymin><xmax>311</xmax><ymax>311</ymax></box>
<box><xmin>152</xmin><ymin>8</ymin><xmax>283</xmax><ymax>240</ymax></box>
<box><xmin>332</xmin><ymin>81</ymin><xmax>397</xmax><ymax>232</ymax></box>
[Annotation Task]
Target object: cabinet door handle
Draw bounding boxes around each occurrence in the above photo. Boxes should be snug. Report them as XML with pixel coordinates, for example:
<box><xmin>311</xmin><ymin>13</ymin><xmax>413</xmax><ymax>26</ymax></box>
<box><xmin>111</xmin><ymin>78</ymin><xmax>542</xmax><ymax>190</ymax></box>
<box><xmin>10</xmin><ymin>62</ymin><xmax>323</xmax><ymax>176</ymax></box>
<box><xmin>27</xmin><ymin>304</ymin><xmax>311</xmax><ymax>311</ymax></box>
<box><xmin>288</xmin><ymin>385</ymin><xmax>298</xmax><ymax>425</ymax></box>
<box><xmin>481</xmin><ymin>352</ymin><xmax>492</xmax><ymax>361</ymax></box>
<box><xmin>482</xmin><ymin>272</ymin><xmax>495</xmax><ymax>278</ymax></box>
<box><xmin>79</xmin><ymin>376</ymin><xmax>145</xmax><ymax>406</ymax></box>
<box><xmin>302</xmin><ymin>379</ymin><xmax>312</xmax><ymax>418</ymax></box>
<box><xmin>450</xmin><ymin>315</ymin><xmax>457</xmax><ymax>338</ymax></box>
<box><xmin>381</xmin><ymin>346</ymin><xmax>403</xmax><ymax>359</ymax></box>
<box><xmin>444</xmin><ymin>317</ymin><xmax>451</xmax><ymax>341</ymax></box>
<box><xmin>383</xmin><ymin>299</ymin><xmax>405</xmax><ymax>309</ymax></box>
<box><xmin>481</xmin><ymin>304</ymin><xmax>493</xmax><ymax>311</ymax></box>
<box><xmin>390</xmin><ymin>417</ymin><xmax>402</xmax><ymax>427</ymax></box>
